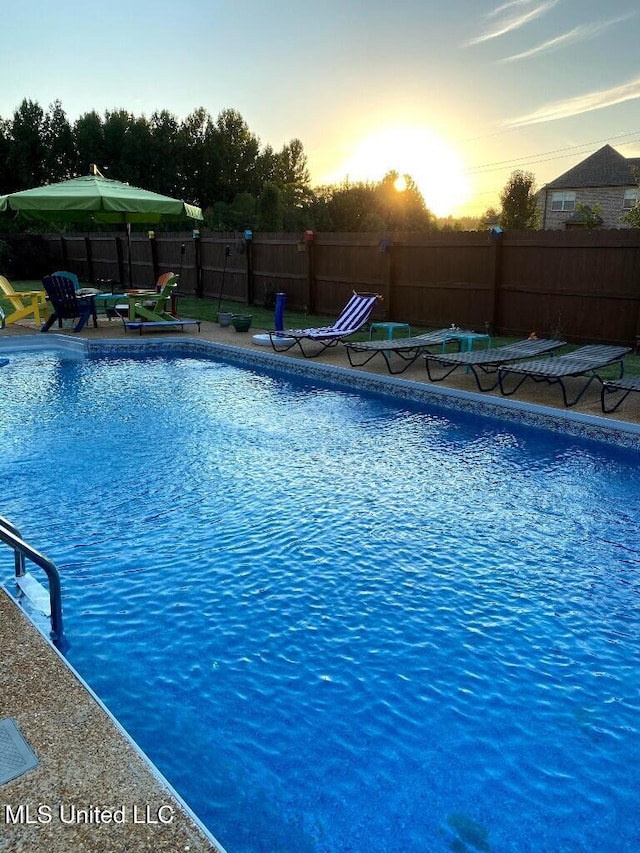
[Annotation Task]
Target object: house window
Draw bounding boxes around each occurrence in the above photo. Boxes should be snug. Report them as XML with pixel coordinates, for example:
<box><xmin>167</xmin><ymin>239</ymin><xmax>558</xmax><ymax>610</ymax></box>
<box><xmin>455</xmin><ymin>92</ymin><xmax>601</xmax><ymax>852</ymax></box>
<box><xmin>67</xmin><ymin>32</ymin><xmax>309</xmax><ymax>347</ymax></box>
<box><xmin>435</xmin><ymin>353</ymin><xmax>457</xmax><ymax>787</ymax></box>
<box><xmin>623</xmin><ymin>188</ymin><xmax>639</xmax><ymax>210</ymax></box>
<box><xmin>551</xmin><ymin>191</ymin><xmax>576</xmax><ymax>212</ymax></box>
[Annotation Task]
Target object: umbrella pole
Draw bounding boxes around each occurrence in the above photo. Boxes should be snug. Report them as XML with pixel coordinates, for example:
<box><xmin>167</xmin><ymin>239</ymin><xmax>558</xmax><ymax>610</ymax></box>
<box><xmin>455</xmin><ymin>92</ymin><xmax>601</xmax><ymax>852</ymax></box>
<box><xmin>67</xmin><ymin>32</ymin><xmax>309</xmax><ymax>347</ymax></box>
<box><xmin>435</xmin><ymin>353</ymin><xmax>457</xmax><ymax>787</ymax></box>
<box><xmin>126</xmin><ymin>223</ymin><xmax>132</xmax><ymax>285</ymax></box>
<box><xmin>216</xmin><ymin>245</ymin><xmax>231</xmax><ymax>313</ymax></box>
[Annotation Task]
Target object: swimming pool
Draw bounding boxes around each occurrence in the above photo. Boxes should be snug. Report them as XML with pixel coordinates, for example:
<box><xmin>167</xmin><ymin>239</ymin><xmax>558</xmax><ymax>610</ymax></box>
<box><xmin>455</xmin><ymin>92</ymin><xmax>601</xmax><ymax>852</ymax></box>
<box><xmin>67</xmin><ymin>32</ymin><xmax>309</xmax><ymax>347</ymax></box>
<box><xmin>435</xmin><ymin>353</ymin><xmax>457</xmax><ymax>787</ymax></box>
<box><xmin>2</xmin><ymin>345</ymin><xmax>639</xmax><ymax>853</ymax></box>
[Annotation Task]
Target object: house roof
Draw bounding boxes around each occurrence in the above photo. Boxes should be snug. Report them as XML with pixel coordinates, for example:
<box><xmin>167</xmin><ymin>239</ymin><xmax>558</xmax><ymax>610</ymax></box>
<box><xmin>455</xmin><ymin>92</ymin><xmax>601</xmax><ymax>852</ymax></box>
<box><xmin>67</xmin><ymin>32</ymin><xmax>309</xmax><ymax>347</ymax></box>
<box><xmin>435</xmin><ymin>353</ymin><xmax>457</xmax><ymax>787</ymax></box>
<box><xmin>544</xmin><ymin>144</ymin><xmax>640</xmax><ymax>190</ymax></box>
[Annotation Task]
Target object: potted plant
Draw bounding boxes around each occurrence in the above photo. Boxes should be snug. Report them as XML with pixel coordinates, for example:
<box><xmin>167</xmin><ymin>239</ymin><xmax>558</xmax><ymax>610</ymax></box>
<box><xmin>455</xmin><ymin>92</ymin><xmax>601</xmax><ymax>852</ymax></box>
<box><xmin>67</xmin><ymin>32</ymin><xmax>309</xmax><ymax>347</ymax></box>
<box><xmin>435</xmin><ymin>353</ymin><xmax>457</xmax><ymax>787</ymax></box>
<box><xmin>218</xmin><ymin>311</ymin><xmax>233</xmax><ymax>327</ymax></box>
<box><xmin>232</xmin><ymin>313</ymin><xmax>253</xmax><ymax>332</ymax></box>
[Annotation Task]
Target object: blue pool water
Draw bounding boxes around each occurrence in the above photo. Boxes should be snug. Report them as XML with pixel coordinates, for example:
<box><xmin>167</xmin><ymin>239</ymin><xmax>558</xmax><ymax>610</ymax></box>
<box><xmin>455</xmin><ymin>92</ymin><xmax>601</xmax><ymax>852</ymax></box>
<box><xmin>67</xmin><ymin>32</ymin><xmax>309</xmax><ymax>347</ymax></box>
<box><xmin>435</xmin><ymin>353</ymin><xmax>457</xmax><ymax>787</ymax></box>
<box><xmin>1</xmin><ymin>350</ymin><xmax>640</xmax><ymax>853</ymax></box>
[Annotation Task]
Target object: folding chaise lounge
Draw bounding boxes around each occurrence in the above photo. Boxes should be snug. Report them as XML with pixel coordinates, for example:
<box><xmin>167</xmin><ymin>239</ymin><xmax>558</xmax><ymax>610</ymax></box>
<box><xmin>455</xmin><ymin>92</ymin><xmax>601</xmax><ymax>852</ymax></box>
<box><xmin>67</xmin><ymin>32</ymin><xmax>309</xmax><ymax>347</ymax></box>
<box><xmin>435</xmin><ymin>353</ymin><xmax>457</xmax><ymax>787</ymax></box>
<box><xmin>268</xmin><ymin>291</ymin><xmax>381</xmax><ymax>358</ymax></box>
<box><xmin>0</xmin><ymin>275</ymin><xmax>49</xmax><ymax>327</ymax></box>
<box><xmin>601</xmin><ymin>375</ymin><xmax>640</xmax><ymax>414</ymax></box>
<box><xmin>497</xmin><ymin>345</ymin><xmax>631</xmax><ymax>407</ymax></box>
<box><xmin>423</xmin><ymin>338</ymin><xmax>567</xmax><ymax>391</ymax></box>
<box><xmin>344</xmin><ymin>327</ymin><xmax>478</xmax><ymax>375</ymax></box>
<box><xmin>41</xmin><ymin>274</ymin><xmax>98</xmax><ymax>332</ymax></box>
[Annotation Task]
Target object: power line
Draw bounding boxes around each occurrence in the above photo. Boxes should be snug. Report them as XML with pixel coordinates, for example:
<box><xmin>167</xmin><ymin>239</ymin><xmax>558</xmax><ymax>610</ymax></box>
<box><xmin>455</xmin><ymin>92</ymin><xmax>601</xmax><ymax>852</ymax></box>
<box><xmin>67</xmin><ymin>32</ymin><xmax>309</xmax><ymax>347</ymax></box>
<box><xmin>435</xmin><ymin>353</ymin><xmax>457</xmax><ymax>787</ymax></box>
<box><xmin>457</xmin><ymin>130</ymin><xmax>640</xmax><ymax>213</ymax></box>
<box><xmin>467</xmin><ymin>139</ymin><xmax>640</xmax><ymax>176</ymax></box>
<box><xmin>462</xmin><ymin>129</ymin><xmax>640</xmax><ymax>176</ymax></box>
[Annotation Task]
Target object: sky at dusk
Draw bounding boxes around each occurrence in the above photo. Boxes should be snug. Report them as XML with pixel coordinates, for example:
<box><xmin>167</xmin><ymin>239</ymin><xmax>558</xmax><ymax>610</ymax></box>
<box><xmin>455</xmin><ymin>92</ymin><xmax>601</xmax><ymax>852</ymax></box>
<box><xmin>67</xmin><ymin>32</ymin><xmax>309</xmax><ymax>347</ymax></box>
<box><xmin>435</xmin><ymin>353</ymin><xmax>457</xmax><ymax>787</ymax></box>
<box><xmin>3</xmin><ymin>0</ymin><xmax>640</xmax><ymax>218</ymax></box>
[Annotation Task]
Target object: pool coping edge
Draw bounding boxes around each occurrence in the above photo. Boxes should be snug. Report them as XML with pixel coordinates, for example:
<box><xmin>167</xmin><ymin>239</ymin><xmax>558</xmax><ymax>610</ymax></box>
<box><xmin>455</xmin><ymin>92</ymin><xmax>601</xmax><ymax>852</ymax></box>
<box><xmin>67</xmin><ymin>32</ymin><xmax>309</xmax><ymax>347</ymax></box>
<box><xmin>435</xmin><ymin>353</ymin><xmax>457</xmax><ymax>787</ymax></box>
<box><xmin>87</xmin><ymin>335</ymin><xmax>640</xmax><ymax>449</ymax></box>
<box><xmin>2</xmin><ymin>333</ymin><xmax>638</xmax><ymax>449</ymax></box>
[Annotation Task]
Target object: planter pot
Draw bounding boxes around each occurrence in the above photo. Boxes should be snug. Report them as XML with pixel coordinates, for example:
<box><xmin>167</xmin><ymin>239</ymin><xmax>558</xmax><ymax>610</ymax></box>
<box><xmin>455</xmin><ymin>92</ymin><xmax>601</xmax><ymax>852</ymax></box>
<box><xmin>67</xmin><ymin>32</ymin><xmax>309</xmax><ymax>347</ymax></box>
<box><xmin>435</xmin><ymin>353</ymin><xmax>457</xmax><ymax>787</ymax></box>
<box><xmin>232</xmin><ymin>313</ymin><xmax>253</xmax><ymax>332</ymax></box>
<box><xmin>218</xmin><ymin>311</ymin><xmax>233</xmax><ymax>327</ymax></box>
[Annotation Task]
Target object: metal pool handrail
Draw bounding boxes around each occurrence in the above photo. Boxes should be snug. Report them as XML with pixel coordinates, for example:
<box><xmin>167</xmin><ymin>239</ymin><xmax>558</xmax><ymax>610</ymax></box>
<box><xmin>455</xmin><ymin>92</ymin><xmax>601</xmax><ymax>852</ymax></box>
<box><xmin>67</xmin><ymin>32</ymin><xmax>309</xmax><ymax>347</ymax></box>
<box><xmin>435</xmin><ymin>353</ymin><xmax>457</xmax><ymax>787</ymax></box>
<box><xmin>0</xmin><ymin>515</ymin><xmax>65</xmax><ymax>647</ymax></box>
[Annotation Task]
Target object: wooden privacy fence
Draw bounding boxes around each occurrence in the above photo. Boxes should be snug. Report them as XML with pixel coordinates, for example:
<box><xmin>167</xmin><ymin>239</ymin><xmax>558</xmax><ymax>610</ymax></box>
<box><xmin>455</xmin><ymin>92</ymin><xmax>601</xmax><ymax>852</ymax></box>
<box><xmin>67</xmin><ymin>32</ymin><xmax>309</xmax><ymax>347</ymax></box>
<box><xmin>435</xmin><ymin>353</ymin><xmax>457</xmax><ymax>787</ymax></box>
<box><xmin>24</xmin><ymin>227</ymin><xmax>640</xmax><ymax>346</ymax></box>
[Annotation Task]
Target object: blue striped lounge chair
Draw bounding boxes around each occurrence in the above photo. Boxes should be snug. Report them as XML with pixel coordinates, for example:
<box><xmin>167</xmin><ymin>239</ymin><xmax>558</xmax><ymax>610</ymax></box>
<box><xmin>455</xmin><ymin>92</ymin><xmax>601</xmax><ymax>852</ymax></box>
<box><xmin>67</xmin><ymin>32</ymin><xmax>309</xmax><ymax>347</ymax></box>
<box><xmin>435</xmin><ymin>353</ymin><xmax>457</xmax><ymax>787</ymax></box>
<box><xmin>268</xmin><ymin>291</ymin><xmax>381</xmax><ymax>358</ymax></box>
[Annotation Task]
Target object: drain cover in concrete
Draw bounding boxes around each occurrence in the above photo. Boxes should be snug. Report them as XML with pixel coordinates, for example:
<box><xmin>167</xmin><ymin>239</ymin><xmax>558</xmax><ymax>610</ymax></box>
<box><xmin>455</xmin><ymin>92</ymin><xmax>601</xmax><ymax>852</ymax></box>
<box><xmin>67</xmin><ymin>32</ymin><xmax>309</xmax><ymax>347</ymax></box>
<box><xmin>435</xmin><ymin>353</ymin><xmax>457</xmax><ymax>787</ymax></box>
<box><xmin>0</xmin><ymin>718</ymin><xmax>39</xmax><ymax>785</ymax></box>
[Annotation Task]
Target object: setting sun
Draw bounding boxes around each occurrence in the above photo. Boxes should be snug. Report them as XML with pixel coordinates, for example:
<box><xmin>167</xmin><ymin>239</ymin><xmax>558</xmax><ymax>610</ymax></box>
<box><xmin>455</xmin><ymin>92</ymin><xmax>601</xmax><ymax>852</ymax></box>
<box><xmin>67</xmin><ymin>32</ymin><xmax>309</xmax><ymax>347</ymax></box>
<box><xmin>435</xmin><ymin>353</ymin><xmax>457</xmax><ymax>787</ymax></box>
<box><xmin>332</xmin><ymin>126</ymin><xmax>469</xmax><ymax>217</ymax></box>
<box><xmin>393</xmin><ymin>174</ymin><xmax>408</xmax><ymax>192</ymax></box>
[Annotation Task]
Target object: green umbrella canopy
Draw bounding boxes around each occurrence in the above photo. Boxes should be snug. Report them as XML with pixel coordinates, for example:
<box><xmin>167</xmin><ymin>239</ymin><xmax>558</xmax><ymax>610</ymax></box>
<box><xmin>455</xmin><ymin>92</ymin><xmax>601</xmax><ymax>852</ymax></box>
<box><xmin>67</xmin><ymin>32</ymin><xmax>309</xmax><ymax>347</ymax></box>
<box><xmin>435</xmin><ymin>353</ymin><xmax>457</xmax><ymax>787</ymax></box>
<box><xmin>0</xmin><ymin>174</ymin><xmax>203</xmax><ymax>224</ymax></box>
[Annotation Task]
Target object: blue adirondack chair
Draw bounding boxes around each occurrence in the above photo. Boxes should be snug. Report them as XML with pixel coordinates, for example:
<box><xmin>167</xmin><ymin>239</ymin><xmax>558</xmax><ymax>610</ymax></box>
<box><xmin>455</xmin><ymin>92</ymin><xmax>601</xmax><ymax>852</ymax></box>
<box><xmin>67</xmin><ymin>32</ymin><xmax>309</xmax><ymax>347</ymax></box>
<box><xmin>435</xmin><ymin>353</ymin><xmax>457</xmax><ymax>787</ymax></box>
<box><xmin>41</xmin><ymin>274</ymin><xmax>98</xmax><ymax>332</ymax></box>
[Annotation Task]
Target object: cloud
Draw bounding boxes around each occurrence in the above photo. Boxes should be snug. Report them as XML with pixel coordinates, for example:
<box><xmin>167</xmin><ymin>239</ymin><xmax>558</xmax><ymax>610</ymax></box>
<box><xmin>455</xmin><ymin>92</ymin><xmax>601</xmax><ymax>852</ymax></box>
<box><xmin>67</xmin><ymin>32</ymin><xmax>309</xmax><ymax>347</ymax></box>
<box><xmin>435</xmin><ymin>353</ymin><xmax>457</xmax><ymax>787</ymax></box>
<box><xmin>467</xmin><ymin>0</ymin><xmax>559</xmax><ymax>46</ymax></box>
<box><xmin>504</xmin><ymin>77</ymin><xmax>640</xmax><ymax>127</ymax></box>
<box><xmin>489</xmin><ymin>0</ymin><xmax>543</xmax><ymax>16</ymax></box>
<box><xmin>498</xmin><ymin>14</ymin><xmax>637</xmax><ymax>62</ymax></box>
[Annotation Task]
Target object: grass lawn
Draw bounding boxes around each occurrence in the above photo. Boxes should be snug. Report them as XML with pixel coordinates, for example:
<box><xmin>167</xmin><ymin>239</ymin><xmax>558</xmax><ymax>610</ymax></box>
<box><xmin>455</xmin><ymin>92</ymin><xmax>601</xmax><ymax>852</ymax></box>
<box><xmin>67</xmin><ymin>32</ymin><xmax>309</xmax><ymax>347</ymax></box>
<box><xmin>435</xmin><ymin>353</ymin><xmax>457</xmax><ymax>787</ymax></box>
<box><xmin>3</xmin><ymin>279</ymin><xmax>639</xmax><ymax>379</ymax></box>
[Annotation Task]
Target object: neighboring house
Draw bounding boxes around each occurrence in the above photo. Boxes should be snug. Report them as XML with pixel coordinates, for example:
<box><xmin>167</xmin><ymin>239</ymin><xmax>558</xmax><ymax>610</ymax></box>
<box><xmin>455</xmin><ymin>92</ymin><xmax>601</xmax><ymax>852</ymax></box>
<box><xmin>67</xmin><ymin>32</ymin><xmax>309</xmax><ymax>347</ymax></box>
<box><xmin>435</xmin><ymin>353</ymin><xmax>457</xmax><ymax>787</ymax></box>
<box><xmin>537</xmin><ymin>144</ymin><xmax>640</xmax><ymax>230</ymax></box>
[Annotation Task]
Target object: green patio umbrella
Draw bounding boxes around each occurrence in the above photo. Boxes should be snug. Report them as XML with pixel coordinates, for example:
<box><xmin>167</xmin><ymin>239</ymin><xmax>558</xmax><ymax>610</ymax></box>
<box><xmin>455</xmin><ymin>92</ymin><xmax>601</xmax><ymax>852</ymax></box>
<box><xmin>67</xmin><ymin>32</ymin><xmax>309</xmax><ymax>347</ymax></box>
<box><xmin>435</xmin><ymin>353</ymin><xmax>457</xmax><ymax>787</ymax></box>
<box><xmin>0</xmin><ymin>171</ymin><xmax>203</xmax><ymax>225</ymax></box>
<box><xmin>0</xmin><ymin>168</ymin><xmax>203</xmax><ymax>283</ymax></box>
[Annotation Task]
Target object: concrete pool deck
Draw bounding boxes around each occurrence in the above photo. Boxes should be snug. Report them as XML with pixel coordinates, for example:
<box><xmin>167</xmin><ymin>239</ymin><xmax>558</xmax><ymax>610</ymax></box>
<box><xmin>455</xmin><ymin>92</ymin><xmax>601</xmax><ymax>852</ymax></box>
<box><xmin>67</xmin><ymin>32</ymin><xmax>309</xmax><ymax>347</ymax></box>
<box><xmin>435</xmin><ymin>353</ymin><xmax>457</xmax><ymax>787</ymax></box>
<box><xmin>0</xmin><ymin>593</ymin><xmax>224</xmax><ymax>852</ymax></box>
<box><xmin>1</xmin><ymin>315</ymin><xmax>639</xmax><ymax>852</ymax></box>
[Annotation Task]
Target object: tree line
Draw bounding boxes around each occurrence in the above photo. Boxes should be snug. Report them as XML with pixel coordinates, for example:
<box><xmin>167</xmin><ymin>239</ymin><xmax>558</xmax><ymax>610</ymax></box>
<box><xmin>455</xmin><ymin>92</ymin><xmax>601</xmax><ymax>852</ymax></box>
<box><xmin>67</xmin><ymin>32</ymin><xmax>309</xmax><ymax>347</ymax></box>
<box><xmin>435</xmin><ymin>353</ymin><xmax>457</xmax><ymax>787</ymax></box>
<box><xmin>1</xmin><ymin>99</ymin><xmax>561</xmax><ymax>233</ymax></box>
<box><xmin>0</xmin><ymin>99</ymin><xmax>441</xmax><ymax>233</ymax></box>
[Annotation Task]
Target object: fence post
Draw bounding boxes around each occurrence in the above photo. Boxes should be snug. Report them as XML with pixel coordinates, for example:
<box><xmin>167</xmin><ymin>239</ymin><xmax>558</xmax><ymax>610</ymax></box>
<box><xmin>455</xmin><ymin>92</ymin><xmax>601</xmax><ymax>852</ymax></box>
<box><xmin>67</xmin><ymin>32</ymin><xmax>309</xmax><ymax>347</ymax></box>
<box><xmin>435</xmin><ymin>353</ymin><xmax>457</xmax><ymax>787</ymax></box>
<box><xmin>148</xmin><ymin>231</ymin><xmax>158</xmax><ymax>282</ymax></box>
<box><xmin>244</xmin><ymin>230</ymin><xmax>254</xmax><ymax>305</ymax></box>
<box><xmin>634</xmin><ymin>276</ymin><xmax>640</xmax><ymax>353</ymax></box>
<box><xmin>487</xmin><ymin>229</ymin><xmax>503</xmax><ymax>334</ymax></box>
<box><xmin>193</xmin><ymin>230</ymin><xmax>202</xmax><ymax>297</ymax></box>
<box><xmin>305</xmin><ymin>232</ymin><xmax>316</xmax><ymax>314</ymax></box>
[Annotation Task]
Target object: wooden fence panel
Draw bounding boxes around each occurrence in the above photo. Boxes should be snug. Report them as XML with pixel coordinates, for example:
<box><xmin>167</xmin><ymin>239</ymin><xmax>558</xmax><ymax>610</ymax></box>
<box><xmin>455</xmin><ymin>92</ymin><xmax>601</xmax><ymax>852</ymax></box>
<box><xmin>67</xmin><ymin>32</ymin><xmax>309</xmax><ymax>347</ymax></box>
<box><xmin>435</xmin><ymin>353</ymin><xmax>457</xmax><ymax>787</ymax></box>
<box><xmin>152</xmin><ymin>233</ymin><xmax>198</xmax><ymax>291</ymax></box>
<box><xmin>58</xmin><ymin>236</ymin><xmax>88</xmax><ymax>278</ymax></box>
<box><xmin>499</xmin><ymin>231</ymin><xmax>640</xmax><ymax>342</ymax></box>
<box><xmin>9</xmin><ymin>227</ymin><xmax>640</xmax><ymax>345</ymax></box>
<box><xmin>390</xmin><ymin>232</ymin><xmax>494</xmax><ymax>330</ymax></box>
<box><xmin>129</xmin><ymin>234</ymin><xmax>154</xmax><ymax>287</ymax></box>
<box><xmin>199</xmin><ymin>234</ymin><xmax>244</xmax><ymax>303</ymax></box>
<box><xmin>83</xmin><ymin>235</ymin><xmax>120</xmax><ymax>283</ymax></box>
<box><xmin>251</xmin><ymin>233</ymin><xmax>308</xmax><ymax>311</ymax></box>
<box><xmin>43</xmin><ymin>234</ymin><xmax>118</xmax><ymax>283</ymax></box>
<box><xmin>311</xmin><ymin>234</ymin><xmax>387</xmax><ymax>317</ymax></box>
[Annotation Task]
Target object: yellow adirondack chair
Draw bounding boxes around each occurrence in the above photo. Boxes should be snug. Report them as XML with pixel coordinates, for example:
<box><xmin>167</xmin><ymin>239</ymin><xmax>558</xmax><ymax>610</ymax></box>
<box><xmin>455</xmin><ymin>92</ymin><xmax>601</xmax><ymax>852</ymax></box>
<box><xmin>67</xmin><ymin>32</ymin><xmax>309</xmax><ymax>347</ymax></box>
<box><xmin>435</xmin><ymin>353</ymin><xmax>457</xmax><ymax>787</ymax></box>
<box><xmin>0</xmin><ymin>275</ymin><xmax>50</xmax><ymax>326</ymax></box>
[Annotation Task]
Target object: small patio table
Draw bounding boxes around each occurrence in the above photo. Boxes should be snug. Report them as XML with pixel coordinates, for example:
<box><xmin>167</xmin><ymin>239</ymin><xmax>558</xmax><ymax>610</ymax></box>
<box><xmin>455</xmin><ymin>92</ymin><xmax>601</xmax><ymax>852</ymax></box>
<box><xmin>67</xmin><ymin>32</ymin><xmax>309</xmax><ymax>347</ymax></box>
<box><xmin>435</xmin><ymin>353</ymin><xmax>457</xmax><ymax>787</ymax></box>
<box><xmin>441</xmin><ymin>330</ymin><xmax>492</xmax><ymax>353</ymax></box>
<box><xmin>369</xmin><ymin>321</ymin><xmax>411</xmax><ymax>341</ymax></box>
<box><xmin>91</xmin><ymin>291</ymin><xmax>128</xmax><ymax>320</ymax></box>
